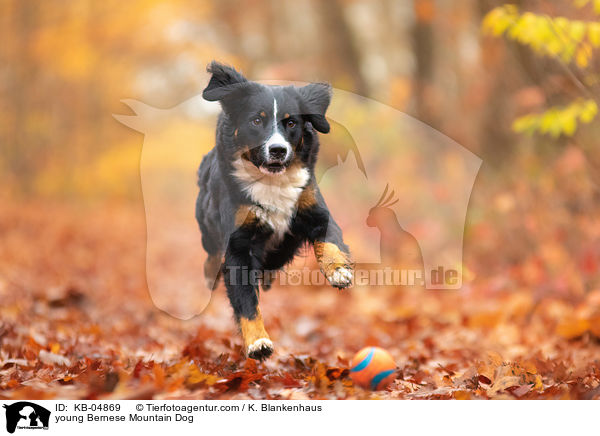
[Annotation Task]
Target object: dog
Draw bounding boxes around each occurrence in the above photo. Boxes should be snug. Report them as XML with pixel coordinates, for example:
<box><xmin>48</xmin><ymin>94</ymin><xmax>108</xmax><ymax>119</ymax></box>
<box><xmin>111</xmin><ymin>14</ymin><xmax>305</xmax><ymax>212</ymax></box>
<box><xmin>196</xmin><ymin>62</ymin><xmax>353</xmax><ymax>360</ymax></box>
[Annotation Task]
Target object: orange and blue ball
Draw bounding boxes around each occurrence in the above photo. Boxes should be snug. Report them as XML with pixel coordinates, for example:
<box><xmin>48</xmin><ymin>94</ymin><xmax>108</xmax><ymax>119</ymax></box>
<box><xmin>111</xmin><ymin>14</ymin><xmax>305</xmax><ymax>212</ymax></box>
<box><xmin>349</xmin><ymin>347</ymin><xmax>396</xmax><ymax>390</ymax></box>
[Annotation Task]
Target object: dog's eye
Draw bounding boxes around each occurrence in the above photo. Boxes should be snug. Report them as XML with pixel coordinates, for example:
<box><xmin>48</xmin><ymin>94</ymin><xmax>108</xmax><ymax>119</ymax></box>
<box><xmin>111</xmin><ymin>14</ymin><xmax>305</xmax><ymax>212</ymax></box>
<box><xmin>286</xmin><ymin>119</ymin><xmax>296</xmax><ymax>129</ymax></box>
<box><xmin>251</xmin><ymin>117</ymin><xmax>262</xmax><ymax>126</ymax></box>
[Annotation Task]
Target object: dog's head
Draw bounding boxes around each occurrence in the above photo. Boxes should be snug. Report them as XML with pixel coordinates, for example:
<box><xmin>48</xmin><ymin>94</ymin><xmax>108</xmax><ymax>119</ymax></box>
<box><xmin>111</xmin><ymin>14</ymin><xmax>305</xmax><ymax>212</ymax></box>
<box><xmin>203</xmin><ymin>61</ymin><xmax>331</xmax><ymax>174</ymax></box>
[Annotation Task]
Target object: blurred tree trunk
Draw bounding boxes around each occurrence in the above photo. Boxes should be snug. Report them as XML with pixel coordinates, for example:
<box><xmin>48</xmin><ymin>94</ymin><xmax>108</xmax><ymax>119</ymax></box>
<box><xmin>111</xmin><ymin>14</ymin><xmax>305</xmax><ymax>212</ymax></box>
<box><xmin>318</xmin><ymin>0</ymin><xmax>368</xmax><ymax>96</ymax></box>
<box><xmin>412</xmin><ymin>0</ymin><xmax>437</xmax><ymax>128</ymax></box>
<box><xmin>477</xmin><ymin>0</ymin><xmax>541</xmax><ymax>165</ymax></box>
<box><xmin>213</xmin><ymin>0</ymin><xmax>244</xmax><ymax>59</ymax></box>
<box><xmin>476</xmin><ymin>0</ymin><xmax>515</xmax><ymax>166</ymax></box>
<box><xmin>87</xmin><ymin>2</ymin><xmax>103</xmax><ymax>152</ymax></box>
<box><xmin>8</xmin><ymin>0</ymin><xmax>37</xmax><ymax>192</ymax></box>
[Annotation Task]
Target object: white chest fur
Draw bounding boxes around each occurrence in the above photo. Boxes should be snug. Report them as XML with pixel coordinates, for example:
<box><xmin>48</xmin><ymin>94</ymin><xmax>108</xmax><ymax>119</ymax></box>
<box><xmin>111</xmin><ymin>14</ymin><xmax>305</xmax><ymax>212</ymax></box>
<box><xmin>232</xmin><ymin>158</ymin><xmax>309</xmax><ymax>241</ymax></box>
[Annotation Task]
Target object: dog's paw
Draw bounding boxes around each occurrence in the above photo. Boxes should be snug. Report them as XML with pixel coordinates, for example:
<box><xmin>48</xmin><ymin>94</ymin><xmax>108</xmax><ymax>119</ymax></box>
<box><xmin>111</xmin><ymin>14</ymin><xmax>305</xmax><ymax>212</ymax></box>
<box><xmin>326</xmin><ymin>266</ymin><xmax>353</xmax><ymax>289</ymax></box>
<box><xmin>247</xmin><ymin>338</ymin><xmax>274</xmax><ymax>361</ymax></box>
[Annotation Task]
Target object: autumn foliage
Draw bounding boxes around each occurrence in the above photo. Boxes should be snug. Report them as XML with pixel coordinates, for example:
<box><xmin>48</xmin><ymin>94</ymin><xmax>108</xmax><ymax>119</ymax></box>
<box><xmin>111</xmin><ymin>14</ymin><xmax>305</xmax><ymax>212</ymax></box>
<box><xmin>2</xmin><ymin>0</ymin><xmax>600</xmax><ymax>400</ymax></box>
<box><xmin>1</xmin><ymin>192</ymin><xmax>600</xmax><ymax>400</ymax></box>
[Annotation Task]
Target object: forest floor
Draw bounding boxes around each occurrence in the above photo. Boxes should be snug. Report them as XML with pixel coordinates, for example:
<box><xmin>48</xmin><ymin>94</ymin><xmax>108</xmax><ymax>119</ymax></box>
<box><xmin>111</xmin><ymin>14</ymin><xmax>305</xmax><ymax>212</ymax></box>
<box><xmin>1</xmin><ymin>198</ymin><xmax>600</xmax><ymax>400</ymax></box>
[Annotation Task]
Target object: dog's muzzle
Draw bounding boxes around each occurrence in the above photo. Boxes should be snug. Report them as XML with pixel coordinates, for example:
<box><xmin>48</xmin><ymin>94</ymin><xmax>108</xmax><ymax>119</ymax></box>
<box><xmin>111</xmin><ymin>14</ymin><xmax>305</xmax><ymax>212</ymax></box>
<box><xmin>261</xmin><ymin>142</ymin><xmax>291</xmax><ymax>174</ymax></box>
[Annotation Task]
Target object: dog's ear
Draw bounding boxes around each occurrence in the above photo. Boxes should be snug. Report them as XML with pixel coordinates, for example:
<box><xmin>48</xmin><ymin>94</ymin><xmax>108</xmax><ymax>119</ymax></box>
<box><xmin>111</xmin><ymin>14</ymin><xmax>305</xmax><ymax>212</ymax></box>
<box><xmin>298</xmin><ymin>83</ymin><xmax>332</xmax><ymax>134</ymax></box>
<box><xmin>203</xmin><ymin>61</ymin><xmax>249</xmax><ymax>102</ymax></box>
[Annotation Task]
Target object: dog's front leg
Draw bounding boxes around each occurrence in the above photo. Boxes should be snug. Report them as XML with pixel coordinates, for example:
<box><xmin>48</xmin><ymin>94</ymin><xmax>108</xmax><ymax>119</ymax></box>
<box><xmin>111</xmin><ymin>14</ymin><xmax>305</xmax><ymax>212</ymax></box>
<box><xmin>311</xmin><ymin>211</ymin><xmax>354</xmax><ymax>289</ymax></box>
<box><xmin>304</xmin><ymin>189</ymin><xmax>354</xmax><ymax>289</ymax></box>
<box><xmin>223</xmin><ymin>213</ymin><xmax>274</xmax><ymax>360</ymax></box>
<box><xmin>314</xmin><ymin>239</ymin><xmax>354</xmax><ymax>289</ymax></box>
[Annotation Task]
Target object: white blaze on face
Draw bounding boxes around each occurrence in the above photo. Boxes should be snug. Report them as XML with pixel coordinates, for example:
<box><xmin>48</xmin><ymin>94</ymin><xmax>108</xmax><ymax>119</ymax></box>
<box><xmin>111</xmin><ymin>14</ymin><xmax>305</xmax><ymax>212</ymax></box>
<box><xmin>232</xmin><ymin>97</ymin><xmax>307</xmax><ymax>240</ymax></box>
<box><xmin>263</xmin><ymin>97</ymin><xmax>291</xmax><ymax>161</ymax></box>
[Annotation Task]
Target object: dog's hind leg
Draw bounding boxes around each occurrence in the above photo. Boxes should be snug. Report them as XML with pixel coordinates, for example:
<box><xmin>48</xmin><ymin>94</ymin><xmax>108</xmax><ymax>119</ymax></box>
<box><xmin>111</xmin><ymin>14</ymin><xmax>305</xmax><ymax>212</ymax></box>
<box><xmin>196</xmin><ymin>184</ymin><xmax>225</xmax><ymax>290</ymax></box>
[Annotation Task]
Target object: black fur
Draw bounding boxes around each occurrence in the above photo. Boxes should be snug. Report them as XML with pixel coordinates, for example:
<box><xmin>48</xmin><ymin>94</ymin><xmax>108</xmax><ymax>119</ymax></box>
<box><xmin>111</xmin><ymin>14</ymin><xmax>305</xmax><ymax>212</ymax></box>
<box><xmin>196</xmin><ymin>62</ymin><xmax>350</xmax><ymax>329</ymax></box>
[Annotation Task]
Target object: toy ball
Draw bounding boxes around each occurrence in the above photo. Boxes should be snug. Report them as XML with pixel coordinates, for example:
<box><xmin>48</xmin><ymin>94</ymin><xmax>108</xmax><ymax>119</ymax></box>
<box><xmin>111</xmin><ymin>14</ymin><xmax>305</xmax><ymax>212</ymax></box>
<box><xmin>349</xmin><ymin>347</ymin><xmax>396</xmax><ymax>390</ymax></box>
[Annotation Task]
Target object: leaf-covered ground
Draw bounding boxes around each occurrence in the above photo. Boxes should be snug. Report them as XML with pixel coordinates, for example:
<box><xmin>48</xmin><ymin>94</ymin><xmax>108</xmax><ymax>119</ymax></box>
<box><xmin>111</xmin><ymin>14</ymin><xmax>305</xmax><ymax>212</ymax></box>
<box><xmin>1</xmin><ymin>186</ymin><xmax>600</xmax><ymax>399</ymax></box>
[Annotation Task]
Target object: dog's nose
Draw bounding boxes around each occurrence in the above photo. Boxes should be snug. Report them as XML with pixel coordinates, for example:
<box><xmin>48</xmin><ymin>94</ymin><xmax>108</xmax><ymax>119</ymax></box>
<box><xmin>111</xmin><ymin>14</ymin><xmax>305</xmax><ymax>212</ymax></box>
<box><xmin>268</xmin><ymin>144</ymin><xmax>287</xmax><ymax>161</ymax></box>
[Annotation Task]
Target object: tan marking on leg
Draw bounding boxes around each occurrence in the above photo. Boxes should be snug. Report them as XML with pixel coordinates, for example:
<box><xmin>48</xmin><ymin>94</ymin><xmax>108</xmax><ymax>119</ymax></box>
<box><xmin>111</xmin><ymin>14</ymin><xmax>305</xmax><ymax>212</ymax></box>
<box><xmin>314</xmin><ymin>241</ymin><xmax>349</xmax><ymax>274</ymax></box>
<box><xmin>240</xmin><ymin>309</ymin><xmax>269</xmax><ymax>347</ymax></box>
<box><xmin>240</xmin><ymin>308</ymin><xmax>273</xmax><ymax>359</ymax></box>
<box><xmin>314</xmin><ymin>241</ymin><xmax>353</xmax><ymax>288</ymax></box>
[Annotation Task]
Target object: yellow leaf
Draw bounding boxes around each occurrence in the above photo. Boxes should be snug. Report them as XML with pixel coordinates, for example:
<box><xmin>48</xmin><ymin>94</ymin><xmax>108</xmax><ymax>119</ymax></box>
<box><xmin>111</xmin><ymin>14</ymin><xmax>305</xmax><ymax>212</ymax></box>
<box><xmin>569</xmin><ymin>20</ymin><xmax>587</xmax><ymax>42</ymax></box>
<box><xmin>576</xmin><ymin>42</ymin><xmax>592</xmax><ymax>68</ymax></box>
<box><xmin>540</xmin><ymin>111</ymin><xmax>561</xmax><ymax>136</ymax></box>
<box><xmin>579</xmin><ymin>99</ymin><xmax>598</xmax><ymax>123</ymax></box>
<box><xmin>588</xmin><ymin>22</ymin><xmax>600</xmax><ymax>46</ymax></box>
<box><xmin>562</xmin><ymin>114</ymin><xmax>577</xmax><ymax>136</ymax></box>
<box><xmin>533</xmin><ymin>375</ymin><xmax>543</xmax><ymax>390</ymax></box>
<box><xmin>489</xmin><ymin>376</ymin><xmax>521</xmax><ymax>394</ymax></box>
<box><xmin>576</xmin><ymin>47</ymin><xmax>590</xmax><ymax>67</ymax></box>
<box><xmin>512</xmin><ymin>114</ymin><xmax>538</xmax><ymax>134</ymax></box>
<box><xmin>186</xmin><ymin>365</ymin><xmax>220</xmax><ymax>386</ymax></box>
<box><xmin>521</xmin><ymin>360</ymin><xmax>538</xmax><ymax>374</ymax></box>
<box><xmin>454</xmin><ymin>390</ymin><xmax>471</xmax><ymax>400</ymax></box>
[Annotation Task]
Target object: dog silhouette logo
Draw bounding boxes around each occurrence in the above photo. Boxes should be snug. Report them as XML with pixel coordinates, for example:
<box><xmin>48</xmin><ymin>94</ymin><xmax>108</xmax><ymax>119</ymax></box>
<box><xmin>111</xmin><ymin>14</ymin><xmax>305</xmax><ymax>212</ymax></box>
<box><xmin>3</xmin><ymin>402</ymin><xmax>50</xmax><ymax>433</ymax></box>
<box><xmin>115</xmin><ymin>82</ymin><xmax>481</xmax><ymax>318</ymax></box>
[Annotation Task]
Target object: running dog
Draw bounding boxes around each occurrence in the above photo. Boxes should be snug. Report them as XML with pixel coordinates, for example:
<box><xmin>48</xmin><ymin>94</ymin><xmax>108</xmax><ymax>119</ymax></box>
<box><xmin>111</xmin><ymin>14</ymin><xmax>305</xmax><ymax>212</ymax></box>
<box><xmin>196</xmin><ymin>62</ymin><xmax>353</xmax><ymax>360</ymax></box>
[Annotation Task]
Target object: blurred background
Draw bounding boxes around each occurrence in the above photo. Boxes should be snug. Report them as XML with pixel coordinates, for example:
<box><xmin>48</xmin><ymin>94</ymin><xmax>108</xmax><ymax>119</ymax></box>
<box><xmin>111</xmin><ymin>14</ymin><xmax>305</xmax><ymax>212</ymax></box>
<box><xmin>0</xmin><ymin>0</ymin><xmax>597</xmax><ymax>196</ymax></box>
<box><xmin>2</xmin><ymin>0</ymin><xmax>599</xmax><ymax>292</ymax></box>
<box><xmin>1</xmin><ymin>0</ymin><xmax>600</xmax><ymax>399</ymax></box>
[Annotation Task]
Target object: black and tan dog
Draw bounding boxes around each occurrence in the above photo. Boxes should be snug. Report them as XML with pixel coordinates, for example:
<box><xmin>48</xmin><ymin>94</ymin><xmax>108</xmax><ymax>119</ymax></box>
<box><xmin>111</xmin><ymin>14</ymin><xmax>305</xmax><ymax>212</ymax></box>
<box><xmin>196</xmin><ymin>62</ymin><xmax>353</xmax><ymax>360</ymax></box>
